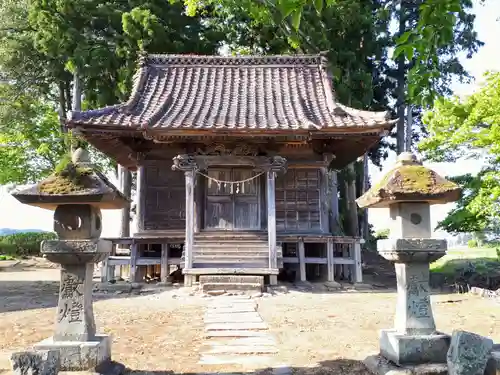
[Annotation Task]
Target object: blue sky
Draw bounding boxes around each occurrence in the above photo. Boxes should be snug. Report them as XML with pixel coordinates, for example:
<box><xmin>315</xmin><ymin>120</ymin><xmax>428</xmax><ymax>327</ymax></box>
<box><xmin>1</xmin><ymin>0</ymin><xmax>499</xmax><ymax>237</ymax></box>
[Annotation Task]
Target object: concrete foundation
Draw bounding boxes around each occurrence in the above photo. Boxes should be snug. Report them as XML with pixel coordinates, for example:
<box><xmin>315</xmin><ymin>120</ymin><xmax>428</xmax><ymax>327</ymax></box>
<box><xmin>34</xmin><ymin>334</ymin><xmax>111</xmax><ymax>371</ymax></box>
<box><xmin>380</xmin><ymin>329</ymin><xmax>450</xmax><ymax>366</ymax></box>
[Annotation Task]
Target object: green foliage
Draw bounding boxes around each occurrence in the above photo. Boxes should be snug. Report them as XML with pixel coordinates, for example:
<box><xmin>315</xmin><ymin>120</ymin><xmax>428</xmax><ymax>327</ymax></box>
<box><xmin>0</xmin><ymin>0</ymin><xmax>224</xmax><ymax>186</ymax></box>
<box><xmin>0</xmin><ymin>84</ymin><xmax>67</xmax><ymax>184</ymax></box>
<box><xmin>467</xmin><ymin>239</ymin><xmax>478</xmax><ymax>248</ymax></box>
<box><xmin>375</xmin><ymin>228</ymin><xmax>390</xmax><ymax>240</ymax></box>
<box><xmin>0</xmin><ymin>232</ymin><xmax>57</xmax><ymax>257</ymax></box>
<box><xmin>420</xmin><ymin>72</ymin><xmax>500</xmax><ymax>233</ymax></box>
<box><xmin>392</xmin><ymin>0</ymin><xmax>484</xmax><ymax>107</ymax></box>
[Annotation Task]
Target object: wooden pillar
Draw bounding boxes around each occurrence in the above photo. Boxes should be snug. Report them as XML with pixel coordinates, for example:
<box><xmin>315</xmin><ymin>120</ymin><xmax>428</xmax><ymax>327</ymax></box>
<box><xmin>266</xmin><ymin>170</ymin><xmax>277</xmax><ymax>271</ymax></box>
<box><xmin>161</xmin><ymin>243</ymin><xmax>169</xmax><ymax>283</ymax></box>
<box><xmin>172</xmin><ymin>155</ymin><xmax>198</xmax><ymax>287</ymax></box>
<box><xmin>185</xmin><ymin>170</ymin><xmax>195</xmax><ymax>270</ymax></box>
<box><xmin>129</xmin><ymin>243</ymin><xmax>139</xmax><ymax>282</ymax></box>
<box><xmin>135</xmin><ymin>165</ymin><xmax>145</xmax><ymax>234</ymax></box>
<box><xmin>330</xmin><ymin>171</ymin><xmax>340</xmax><ymax>234</ymax></box>
<box><xmin>353</xmin><ymin>240</ymin><xmax>363</xmax><ymax>283</ymax></box>
<box><xmin>266</xmin><ymin>170</ymin><xmax>278</xmax><ymax>286</ymax></box>
<box><xmin>319</xmin><ymin>167</ymin><xmax>329</xmax><ymax>233</ymax></box>
<box><xmin>327</xmin><ymin>238</ymin><xmax>335</xmax><ymax>282</ymax></box>
<box><xmin>298</xmin><ymin>239</ymin><xmax>306</xmax><ymax>282</ymax></box>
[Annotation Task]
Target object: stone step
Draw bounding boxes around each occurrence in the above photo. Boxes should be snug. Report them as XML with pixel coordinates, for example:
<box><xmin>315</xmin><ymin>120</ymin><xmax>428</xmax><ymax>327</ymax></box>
<box><xmin>198</xmin><ymin>354</ymin><xmax>275</xmax><ymax>365</ymax></box>
<box><xmin>200</xmin><ymin>275</ymin><xmax>264</xmax><ymax>285</ymax></box>
<box><xmin>205</xmin><ymin>322</ymin><xmax>268</xmax><ymax>331</ymax></box>
<box><xmin>204</xmin><ymin>345</ymin><xmax>278</xmax><ymax>355</ymax></box>
<box><xmin>206</xmin><ymin>307</ymin><xmax>257</xmax><ymax>313</ymax></box>
<box><xmin>204</xmin><ymin>313</ymin><xmax>264</xmax><ymax>324</ymax></box>
<box><xmin>205</xmin><ymin>330</ymin><xmax>271</xmax><ymax>338</ymax></box>
<box><xmin>208</xmin><ymin>337</ymin><xmax>277</xmax><ymax>346</ymax></box>
<box><xmin>202</xmin><ymin>282</ymin><xmax>263</xmax><ymax>293</ymax></box>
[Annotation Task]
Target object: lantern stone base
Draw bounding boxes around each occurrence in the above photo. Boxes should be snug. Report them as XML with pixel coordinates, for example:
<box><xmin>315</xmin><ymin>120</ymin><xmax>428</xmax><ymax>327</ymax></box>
<box><xmin>33</xmin><ymin>333</ymin><xmax>111</xmax><ymax>371</ymax></box>
<box><xmin>379</xmin><ymin>329</ymin><xmax>450</xmax><ymax>366</ymax></box>
<box><xmin>363</xmin><ymin>354</ymin><xmax>448</xmax><ymax>375</ymax></box>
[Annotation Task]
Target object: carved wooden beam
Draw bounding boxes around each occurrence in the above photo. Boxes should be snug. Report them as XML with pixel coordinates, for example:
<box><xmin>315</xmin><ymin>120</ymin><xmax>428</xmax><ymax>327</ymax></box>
<box><xmin>171</xmin><ymin>154</ymin><xmax>198</xmax><ymax>171</ymax></box>
<box><xmin>171</xmin><ymin>154</ymin><xmax>287</xmax><ymax>172</ymax></box>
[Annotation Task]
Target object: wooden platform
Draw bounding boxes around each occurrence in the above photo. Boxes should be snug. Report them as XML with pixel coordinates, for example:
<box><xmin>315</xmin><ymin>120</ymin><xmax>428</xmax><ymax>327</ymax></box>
<box><xmin>101</xmin><ymin>232</ymin><xmax>363</xmax><ymax>285</ymax></box>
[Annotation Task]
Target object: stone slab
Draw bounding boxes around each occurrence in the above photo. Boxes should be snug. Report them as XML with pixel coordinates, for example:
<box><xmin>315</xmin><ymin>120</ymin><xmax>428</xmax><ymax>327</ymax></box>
<box><xmin>380</xmin><ymin>329</ymin><xmax>450</xmax><ymax>365</ymax></box>
<box><xmin>205</xmin><ymin>322</ymin><xmax>268</xmax><ymax>331</ymax></box>
<box><xmin>199</xmin><ymin>275</ymin><xmax>264</xmax><ymax>285</ymax></box>
<box><xmin>10</xmin><ymin>350</ymin><xmax>60</xmax><ymax>375</ymax></box>
<box><xmin>363</xmin><ymin>354</ymin><xmax>448</xmax><ymax>375</ymax></box>
<box><xmin>447</xmin><ymin>330</ymin><xmax>494</xmax><ymax>375</ymax></box>
<box><xmin>377</xmin><ymin>238</ymin><xmax>447</xmax><ymax>252</ymax></box>
<box><xmin>204</xmin><ymin>313</ymin><xmax>263</xmax><ymax>323</ymax></box>
<box><xmin>205</xmin><ymin>345</ymin><xmax>278</xmax><ymax>354</ymax></box>
<box><xmin>198</xmin><ymin>354</ymin><xmax>275</xmax><ymax>365</ymax></box>
<box><xmin>33</xmin><ymin>334</ymin><xmax>111</xmax><ymax>371</ymax></box>
<box><xmin>209</xmin><ymin>337</ymin><xmax>277</xmax><ymax>346</ymax></box>
<box><xmin>208</xmin><ymin>299</ymin><xmax>256</xmax><ymax>305</ymax></box>
<box><xmin>205</xmin><ymin>330</ymin><xmax>272</xmax><ymax>338</ymax></box>
<box><xmin>206</xmin><ymin>306</ymin><xmax>256</xmax><ymax>313</ymax></box>
<box><xmin>202</xmin><ymin>283</ymin><xmax>262</xmax><ymax>292</ymax></box>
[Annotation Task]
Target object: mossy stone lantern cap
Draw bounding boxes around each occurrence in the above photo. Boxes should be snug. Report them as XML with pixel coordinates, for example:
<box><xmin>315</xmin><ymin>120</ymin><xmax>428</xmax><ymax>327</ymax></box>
<box><xmin>357</xmin><ymin>152</ymin><xmax>461</xmax><ymax>241</ymax></box>
<box><xmin>12</xmin><ymin>147</ymin><xmax>129</xmax><ymax>241</ymax></box>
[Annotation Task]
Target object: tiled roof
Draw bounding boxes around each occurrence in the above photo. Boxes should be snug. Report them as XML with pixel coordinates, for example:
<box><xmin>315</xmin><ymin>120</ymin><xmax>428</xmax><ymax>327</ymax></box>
<box><xmin>68</xmin><ymin>54</ymin><xmax>394</xmax><ymax>132</ymax></box>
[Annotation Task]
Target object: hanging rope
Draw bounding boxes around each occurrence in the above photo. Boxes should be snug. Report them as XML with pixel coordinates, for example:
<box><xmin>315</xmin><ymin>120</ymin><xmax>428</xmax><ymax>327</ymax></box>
<box><xmin>196</xmin><ymin>170</ymin><xmax>264</xmax><ymax>194</ymax></box>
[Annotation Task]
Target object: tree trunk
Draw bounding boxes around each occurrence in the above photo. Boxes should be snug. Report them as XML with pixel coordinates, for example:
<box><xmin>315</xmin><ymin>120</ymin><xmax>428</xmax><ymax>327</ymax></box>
<box><xmin>405</xmin><ymin>104</ymin><xmax>413</xmax><ymax>152</ymax></box>
<box><xmin>396</xmin><ymin>0</ymin><xmax>407</xmax><ymax>155</ymax></box>
<box><xmin>72</xmin><ymin>71</ymin><xmax>82</xmax><ymax>112</ymax></box>
<box><xmin>58</xmin><ymin>82</ymin><xmax>67</xmax><ymax>136</ymax></box>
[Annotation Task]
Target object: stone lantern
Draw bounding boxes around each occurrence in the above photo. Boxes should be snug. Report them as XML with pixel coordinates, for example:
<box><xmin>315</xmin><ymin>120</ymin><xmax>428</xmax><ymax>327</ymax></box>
<box><xmin>11</xmin><ymin>148</ymin><xmax>129</xmax><ymax>371</ymax></box>
<box><xmin>356</xmin><ymin>152</ymin><xmax>461</xmax><ymax>372</ymax></box>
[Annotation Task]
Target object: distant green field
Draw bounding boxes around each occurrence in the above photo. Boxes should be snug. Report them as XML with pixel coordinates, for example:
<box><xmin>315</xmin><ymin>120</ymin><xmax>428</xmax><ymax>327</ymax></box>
<box><xmin>430</xmin><ymin>247</ymin><xmax>499</xmax><ymax>275</ymax></box>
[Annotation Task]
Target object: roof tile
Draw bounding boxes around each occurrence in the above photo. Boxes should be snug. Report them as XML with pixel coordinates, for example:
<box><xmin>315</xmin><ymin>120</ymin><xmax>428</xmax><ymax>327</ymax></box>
<box><xmin>68</xmin><ymin>54</ymin><xmax>394</xmax><ymax>131</ymax></box>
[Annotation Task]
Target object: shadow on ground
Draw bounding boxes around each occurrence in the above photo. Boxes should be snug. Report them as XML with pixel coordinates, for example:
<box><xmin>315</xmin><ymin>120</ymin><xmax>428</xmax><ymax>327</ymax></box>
<box><xmin>0</xmin><ymin>360</ymin><xmax>371</xmax><ymax>375</ymax></box>
<box><xmin>124</xmin><ymin>359</ymin><xmax>371</xmax><ymax>375</ymax></box>
<box><xmin>0</xmin><ymin>280</ymin><xmax>177</xmax><ymax>314</ymax></box>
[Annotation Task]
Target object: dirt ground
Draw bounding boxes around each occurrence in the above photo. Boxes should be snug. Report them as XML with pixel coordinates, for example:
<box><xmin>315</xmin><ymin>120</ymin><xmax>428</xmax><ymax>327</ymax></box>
<box><xmin>1</xmin><ymin>263</ymin><xmax>500</xmax><ymax>375</ymax></box>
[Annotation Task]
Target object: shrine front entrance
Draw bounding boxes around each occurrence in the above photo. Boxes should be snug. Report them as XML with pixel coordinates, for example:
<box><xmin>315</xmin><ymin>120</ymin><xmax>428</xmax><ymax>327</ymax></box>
<box><xmin>204</xmin><ymin>168</ymin><xmax>262</xmax><ymax>231</ymax></box>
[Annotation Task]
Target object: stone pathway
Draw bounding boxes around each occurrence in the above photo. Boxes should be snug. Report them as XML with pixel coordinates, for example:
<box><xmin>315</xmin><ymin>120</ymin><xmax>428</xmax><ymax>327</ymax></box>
<box><xmin>199</xmin><ymin>295</ymin><xmax>279</xmax><ymax>366</ymax></box>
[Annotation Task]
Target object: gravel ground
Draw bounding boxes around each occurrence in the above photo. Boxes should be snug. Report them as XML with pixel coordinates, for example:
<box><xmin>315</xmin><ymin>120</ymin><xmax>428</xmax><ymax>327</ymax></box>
<box><xmin>1</xmin><ymin>266</ymin><xmax>500</xmax><ymax>375</ymax></box>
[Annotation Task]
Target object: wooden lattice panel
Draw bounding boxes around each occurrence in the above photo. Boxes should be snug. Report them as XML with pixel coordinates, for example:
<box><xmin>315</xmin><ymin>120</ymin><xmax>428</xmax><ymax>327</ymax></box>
<box><xmin>275</xmin><ymin>168</ymin><xmax>321</xmax><ymax>232</ymax></box>
<box><xmin>143</xmin><ymin>161</ymin><xmax>186</xmax><ymax>230</ymax></box>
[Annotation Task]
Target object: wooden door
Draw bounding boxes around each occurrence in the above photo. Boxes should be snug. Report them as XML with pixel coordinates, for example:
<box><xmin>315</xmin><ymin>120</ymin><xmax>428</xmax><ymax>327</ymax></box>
<box><xmin>205</xmin><ymin>168</ymin><xmax>260</xmax><ymax>230</ymax></box>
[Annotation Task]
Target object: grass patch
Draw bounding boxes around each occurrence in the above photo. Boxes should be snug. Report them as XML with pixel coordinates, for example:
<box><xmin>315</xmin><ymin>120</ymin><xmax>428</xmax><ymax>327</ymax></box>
<box><xmin>431</xmin><ymin>247</ymin><xmax>498</xmax><ymax>273</ymax></box>
<box><xmin>0</xmin><ymin>254</ymin><xmax>15</xmax><ymax>261</ymax></box>
<box><xmin>430</xmin><ymin>247</ymin><xmax>500</xmax><ymax>289</ymax></box>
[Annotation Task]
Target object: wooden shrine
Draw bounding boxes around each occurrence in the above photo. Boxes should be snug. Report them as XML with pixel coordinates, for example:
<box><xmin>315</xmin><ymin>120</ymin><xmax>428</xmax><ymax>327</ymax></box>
<box><xmin>67</xmin><ymin>54</ymin><xmax>395</xmax><ymax>285</ymax></box>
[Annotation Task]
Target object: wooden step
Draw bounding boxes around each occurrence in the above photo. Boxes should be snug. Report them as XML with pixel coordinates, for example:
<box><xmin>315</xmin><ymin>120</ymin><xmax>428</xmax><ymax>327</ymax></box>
<box><xmin>194</xmin><ymin>257</ymin><xmax>269</xmax><ymax>264</ymax></box>
<box><xmin>194</xmin><ymin>251</ymin><xmax>270</xmax><ymax>257</ymax></box>
<box><xmin>194</xmin><ymin>243</ymin><xmax>269</xmax><ymax>248</ymax></box>
<box><xmin>184</xmin><ymin>267</ymin><xmax>279</xmax><ymax>275</ymax></box>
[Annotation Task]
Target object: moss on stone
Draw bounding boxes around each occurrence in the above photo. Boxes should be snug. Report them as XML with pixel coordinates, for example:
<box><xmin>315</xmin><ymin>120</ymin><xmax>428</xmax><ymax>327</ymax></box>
<box><xmin>374</xmin><ymin>165</ymin><xmax>458</xmax><ymax>195</ymax></box>
<box><xmin>39</xmin><ymin>160</ymin><xmax>93</xmax><ymax>195</ymax></box>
